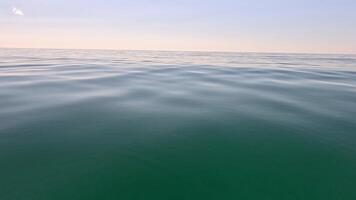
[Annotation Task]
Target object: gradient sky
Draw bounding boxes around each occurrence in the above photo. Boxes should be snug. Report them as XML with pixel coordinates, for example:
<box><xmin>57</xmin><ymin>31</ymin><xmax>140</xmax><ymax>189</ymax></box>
<box><xmin>1</xmin><ymin>0</ymin><xmax>356</xmax><ymax>54</ymax></box>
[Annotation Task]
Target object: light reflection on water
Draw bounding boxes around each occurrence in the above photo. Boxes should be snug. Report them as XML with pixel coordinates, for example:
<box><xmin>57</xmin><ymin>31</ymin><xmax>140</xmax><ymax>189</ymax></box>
<box><xmin>0</xmin><ymin>49</ymin><xmax>356</xmax><ymax>199</ymax></box>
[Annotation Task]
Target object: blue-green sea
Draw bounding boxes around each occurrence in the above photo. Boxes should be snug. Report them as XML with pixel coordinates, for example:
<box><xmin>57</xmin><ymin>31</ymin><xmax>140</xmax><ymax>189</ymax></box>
<box><xmin>1</xmin><ymin>49</ymin><xmax>356</xmax><ymax>199</ymax></box>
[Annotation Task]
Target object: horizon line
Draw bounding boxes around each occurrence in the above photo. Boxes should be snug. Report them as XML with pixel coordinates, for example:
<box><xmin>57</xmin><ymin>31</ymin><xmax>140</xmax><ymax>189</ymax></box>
<box><xmin>1</xmin><ymin>46</ymin><xmax>355</xmax><ymax>56</ymax></box>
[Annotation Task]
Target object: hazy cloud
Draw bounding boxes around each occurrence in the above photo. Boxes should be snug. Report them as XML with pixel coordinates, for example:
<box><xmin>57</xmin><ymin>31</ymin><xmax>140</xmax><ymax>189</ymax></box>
<box><xmin>12</xmin><ymin>7</ymin><xmax>24</xmax><ymax>16</ymax></box>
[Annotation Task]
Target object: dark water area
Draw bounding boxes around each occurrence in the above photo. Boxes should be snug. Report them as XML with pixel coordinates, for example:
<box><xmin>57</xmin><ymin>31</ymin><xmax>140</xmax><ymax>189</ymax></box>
<box><xmin>1</xmin><ymin>49</ymin><xmax>356</xmax><ymax>199</ymax></box>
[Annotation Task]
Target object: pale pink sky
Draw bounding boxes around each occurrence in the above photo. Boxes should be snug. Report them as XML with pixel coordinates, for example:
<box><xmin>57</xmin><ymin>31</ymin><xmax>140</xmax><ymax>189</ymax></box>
<box><xmin>1</xmin><ymin>0</ymin><xmax>356</xmax><ymax>54</ymax></box>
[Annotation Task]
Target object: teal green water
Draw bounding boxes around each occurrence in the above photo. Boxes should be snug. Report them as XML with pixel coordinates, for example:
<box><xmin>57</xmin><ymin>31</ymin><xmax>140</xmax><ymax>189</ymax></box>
<box><xmin>1</xmin><ymin>49</ymin><xmax>356</xmax><ymax>199</ymax></box>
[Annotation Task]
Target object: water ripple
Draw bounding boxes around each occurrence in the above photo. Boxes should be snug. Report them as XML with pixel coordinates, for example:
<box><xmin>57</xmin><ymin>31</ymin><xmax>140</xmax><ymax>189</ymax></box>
<box><xmin>1</xmin><ymin>49</ymin><xmax>356</xmax><ymax>199</ymax></box>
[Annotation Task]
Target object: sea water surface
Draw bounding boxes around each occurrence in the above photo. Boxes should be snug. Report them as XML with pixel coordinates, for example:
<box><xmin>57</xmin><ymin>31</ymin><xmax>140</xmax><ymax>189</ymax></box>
<box><xmin>1</xmin><ymin>49</ymin><xmax>356</xmax><ymax>199</ymax></box>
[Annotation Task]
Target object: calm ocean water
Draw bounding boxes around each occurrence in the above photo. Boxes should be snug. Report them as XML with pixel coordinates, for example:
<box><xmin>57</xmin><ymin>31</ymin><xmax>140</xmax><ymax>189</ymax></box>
<box><xmin>1</xmin><ymin>49</ymin><xmax>356</xmax><ymax>199</ymax></box>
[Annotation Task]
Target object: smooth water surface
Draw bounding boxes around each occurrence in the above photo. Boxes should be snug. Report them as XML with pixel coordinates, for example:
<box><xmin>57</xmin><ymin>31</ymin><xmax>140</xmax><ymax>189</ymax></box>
<box><xmin>1</xmin><ymin>49</ymin><xmax>356</xmax><ymax>199</ymax></box>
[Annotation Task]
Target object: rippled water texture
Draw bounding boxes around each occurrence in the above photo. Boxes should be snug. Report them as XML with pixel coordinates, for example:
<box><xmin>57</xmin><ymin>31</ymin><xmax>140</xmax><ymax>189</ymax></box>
<box><xmin>1</xmin><ymin>49</ymin><xmax>356</xmax><ymax>199</ymax></box>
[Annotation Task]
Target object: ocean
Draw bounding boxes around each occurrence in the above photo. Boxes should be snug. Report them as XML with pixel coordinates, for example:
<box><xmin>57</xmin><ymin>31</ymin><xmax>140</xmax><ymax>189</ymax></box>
<box><xmin>1</xmin><ymin>48</ymin><xmax>356</xmax><ymax>199</ymax></box>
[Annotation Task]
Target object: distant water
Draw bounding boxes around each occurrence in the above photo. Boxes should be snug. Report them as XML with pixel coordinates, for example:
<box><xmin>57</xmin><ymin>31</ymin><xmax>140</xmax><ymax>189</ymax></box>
<box><xmin>1</xmin><ymin>49</ymin><xmax>356</xmax><ymax>200</ymax></box>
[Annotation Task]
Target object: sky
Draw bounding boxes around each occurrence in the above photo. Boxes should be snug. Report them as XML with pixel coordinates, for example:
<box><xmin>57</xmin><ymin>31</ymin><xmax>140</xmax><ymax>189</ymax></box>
<box><xmin>1</xmin><ymin>0</ymin><xmax>356</xmax><ymax>54</ymax></box>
